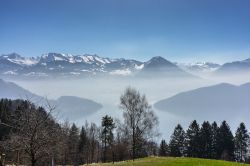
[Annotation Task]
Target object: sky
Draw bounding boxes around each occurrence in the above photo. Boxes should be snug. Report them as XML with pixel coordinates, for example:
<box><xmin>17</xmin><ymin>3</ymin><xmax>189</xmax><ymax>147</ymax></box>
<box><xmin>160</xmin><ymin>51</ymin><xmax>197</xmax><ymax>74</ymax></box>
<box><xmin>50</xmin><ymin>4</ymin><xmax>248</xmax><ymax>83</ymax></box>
<box><xmin>1</xmin><ymin>0</ymin><xmax>250</xmax><ymax>63</ymax></box>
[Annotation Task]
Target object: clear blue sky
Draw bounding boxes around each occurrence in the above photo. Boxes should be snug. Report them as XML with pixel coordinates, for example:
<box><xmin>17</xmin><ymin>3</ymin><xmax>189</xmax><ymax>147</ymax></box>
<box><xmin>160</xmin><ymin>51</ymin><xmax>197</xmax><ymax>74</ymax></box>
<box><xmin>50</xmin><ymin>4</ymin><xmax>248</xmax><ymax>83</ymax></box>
<box><xmin>1</xmin><ymin>0</ymin><xmax>250</xmax><ymax>63</ymax></box>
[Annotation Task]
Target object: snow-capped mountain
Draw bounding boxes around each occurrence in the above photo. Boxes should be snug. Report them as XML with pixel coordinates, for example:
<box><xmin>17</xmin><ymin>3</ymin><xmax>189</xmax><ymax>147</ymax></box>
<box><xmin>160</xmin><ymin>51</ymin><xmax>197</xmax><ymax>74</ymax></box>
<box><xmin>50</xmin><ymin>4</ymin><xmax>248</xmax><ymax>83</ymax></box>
<box><xmin>39</xmin><ymin>53</ymin><xmax>112</xmax><ymax>65</ymax></box>
<box><xmin>138</xmin><ymin>56</ymin><xmax>193</xmax><ymax>77</ymax></box>
<box><xmin>0</xmin><ymin>53</ymin><xmax>143</xmax><ymax>77</ymax></box>
<box><xmin>1</xmin><ymin>52</ymin><xmax>249</xmax><ymax>78</ymax></box>
<box><xmin>178</xmin><ymin>62</ymin><xmax>221</xmax><ymax>74</ymax></box>
<box><xmin>0</xmin><ymin>53</ymin><xmax>39</xmax><ymax>66</ymax></box>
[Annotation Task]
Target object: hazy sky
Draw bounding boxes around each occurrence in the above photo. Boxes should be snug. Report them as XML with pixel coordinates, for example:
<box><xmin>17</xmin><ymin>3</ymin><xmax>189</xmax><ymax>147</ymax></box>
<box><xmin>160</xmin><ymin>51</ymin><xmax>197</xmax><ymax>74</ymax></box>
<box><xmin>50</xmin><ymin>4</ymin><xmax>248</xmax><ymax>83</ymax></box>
<box><xmin>1</xmin><ymin>0</ymin><xmax>250</xmax><ymax>63</ymax></box>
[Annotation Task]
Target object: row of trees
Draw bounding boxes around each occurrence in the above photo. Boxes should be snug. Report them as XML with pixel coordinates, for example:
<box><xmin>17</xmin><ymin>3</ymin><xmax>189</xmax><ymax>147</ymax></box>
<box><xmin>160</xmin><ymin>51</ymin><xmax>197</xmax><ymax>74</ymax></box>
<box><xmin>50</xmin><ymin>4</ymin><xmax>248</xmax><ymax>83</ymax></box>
<box><xmin>1</xmin><ymin>88</ymin><xmax>250</xmax><ymax>165</ymax></box>
<box><xmin>0</xmin><ymin>87</ymin><xmax>159</xmax><ymax>166</ymax></box>
<box><xmin>159</xmin><ymin>120</ymin><xmax>250</xmax><ymax>162</ymax></box>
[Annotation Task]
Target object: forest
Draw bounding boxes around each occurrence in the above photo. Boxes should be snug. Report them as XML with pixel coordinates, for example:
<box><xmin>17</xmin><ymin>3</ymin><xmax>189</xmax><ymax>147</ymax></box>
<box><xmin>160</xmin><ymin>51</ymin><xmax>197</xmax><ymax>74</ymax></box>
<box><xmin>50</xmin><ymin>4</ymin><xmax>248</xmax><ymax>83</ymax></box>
<box><xmin>0</xmin><ymin>87</ymin><xmax>249</xmax><ymax>166</ymax></box>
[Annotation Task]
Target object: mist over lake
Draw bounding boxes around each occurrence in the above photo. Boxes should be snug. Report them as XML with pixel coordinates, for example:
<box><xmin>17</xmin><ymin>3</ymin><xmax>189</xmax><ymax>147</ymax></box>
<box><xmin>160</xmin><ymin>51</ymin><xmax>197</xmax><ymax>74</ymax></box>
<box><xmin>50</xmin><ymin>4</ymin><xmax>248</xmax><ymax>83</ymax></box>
<box><xmin>7</xmin><ymin>74</ymin><xmax>249</xmax><ymax>140</ymax></box>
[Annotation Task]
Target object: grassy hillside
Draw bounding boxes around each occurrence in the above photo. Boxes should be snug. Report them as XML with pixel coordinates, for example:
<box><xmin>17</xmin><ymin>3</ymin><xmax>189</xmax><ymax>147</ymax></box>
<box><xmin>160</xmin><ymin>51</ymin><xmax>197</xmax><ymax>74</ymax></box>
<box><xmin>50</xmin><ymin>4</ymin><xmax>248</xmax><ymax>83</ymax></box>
<box><xmin>92</xmin><ymin>157</ymin><xmax>250</xmax><ymax>166</ymax></box>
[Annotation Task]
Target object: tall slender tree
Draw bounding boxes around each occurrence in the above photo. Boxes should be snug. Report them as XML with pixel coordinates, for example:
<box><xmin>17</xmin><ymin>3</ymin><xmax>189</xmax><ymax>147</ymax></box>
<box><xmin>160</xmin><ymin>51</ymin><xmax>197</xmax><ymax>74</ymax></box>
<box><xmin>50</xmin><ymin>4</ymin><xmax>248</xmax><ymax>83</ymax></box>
<box><xmin>234</xmin><ymin>122</ymin><xmax>249</xmax><ymax>162</ymax></box>
<box><xmin>101</xmin><ymin>115</ymin><xmax>115</xmax><ymax>163</ymax></box>
<box><xmin>169</xmin><ymin>124</ymin><xmax>185</xmax><ymax>157</ymax></box>
<box><xmin>78</xmin><ymin>126</ymin><xmax>88</xmax><ymax>164</ymax></box>
<box><xmin>159</xmin><ymin>139</ymin><xmax>169</xmax><ymax>156</ymax></box>
<box><xmin>211</xmin><ymin>121</ymin><xmax>219</xmax><ymax>159</ymax></box>
<box><xmin>200</xmin><ymin>121</ymin><xmax>212</xmax><ymax>158</ymax></box>
<box><xmin>217</xmin><ymin>121</ymin><xmax>235</xmax><ymax>161</ymax></box>
<box><xmin>186</xmin><ymin>120</ymin><xmax>200</xmax><ymax>157</ymax></box>
<box><xmin>68</xmin><ymin>123</ymin><xmax>80</xmax><ymax>166</ymax></box>
<box><xmin>120</xmin><ymin>87</ymin><xmax>159</xmax><ymax>160</ymax></box>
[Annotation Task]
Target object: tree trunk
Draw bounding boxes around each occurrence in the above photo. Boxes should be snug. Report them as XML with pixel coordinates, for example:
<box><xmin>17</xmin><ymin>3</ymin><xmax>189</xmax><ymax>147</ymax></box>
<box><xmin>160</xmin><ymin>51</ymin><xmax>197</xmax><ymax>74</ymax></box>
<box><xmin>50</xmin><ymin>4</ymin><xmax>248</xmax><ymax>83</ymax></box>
<box><xmin>132</xmin><ymin>127</ymin><xmax>135</xmax><ymax>161</ymax></box>
<box><xmin>31</xmin><ymin>158</ymin><xmax>36</xmax><ymax>166</ymax></box>
<box><xmin>31</xmin><ymin>153</ymin><xmax>36</xmax><ymax>166</ymax></box>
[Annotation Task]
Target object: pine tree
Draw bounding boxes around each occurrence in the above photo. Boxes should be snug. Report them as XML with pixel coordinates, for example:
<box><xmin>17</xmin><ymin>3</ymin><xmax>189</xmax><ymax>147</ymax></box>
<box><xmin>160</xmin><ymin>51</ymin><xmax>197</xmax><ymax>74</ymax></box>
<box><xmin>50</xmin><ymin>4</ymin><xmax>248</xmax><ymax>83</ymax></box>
<box><xmin>78</xmin><ymin>126</ymin><xmax>88</xmax><ymax>164</ymax></box>
<box><xmin>211</xmin><ymin>121</ymin><xmax>219</xmax><ymax>159</ymax></box>
<box><xmin>234</xmin><ymin>122</ymin><xmax>249</xmax><ymax>162</ymax></box>
<box><xmin>200</xmin><ymin>121</ymin><xmax>212</xmax><ymax>158</ymax></box>
<box><xmin>68</xmin><ymin>123</ymin><xmax>80</xmax><ymax>165</ymax></box>
<box><xmin>169</xmin><ymin>124</ymin><xmax>185</xmax><ymax>157</ymax></box>
<box><xmin>186</xmin><ymin>120</ymin><xmax>200</xmax><ymax>157</ymax></box>
<box><xmin>101</xmin><ymin>115</ymin><xmax>115</xmax><ymax>162</ymax></box>
<box><xmin>159</xmin><ymin>139</ymin><xmax>168</xmax><ymax>156</ymax></box>
<box><xmin>0</xmin><ymin>99</ymin><xmax>12</xmax><ymax>140</ymax></box>
<box><xmin>217</xmin><ymin>121</ymin><xmax>235</xmax><ymax>161</ymax></box>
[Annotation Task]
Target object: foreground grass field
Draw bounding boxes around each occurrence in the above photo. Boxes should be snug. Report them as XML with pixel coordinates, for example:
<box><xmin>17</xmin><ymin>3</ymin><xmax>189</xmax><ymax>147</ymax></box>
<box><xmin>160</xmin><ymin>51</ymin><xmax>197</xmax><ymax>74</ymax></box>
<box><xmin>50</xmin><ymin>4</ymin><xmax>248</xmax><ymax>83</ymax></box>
<box><xmin>91</xmin><ymin>157</ymin><xmax>250</xmax><ymax>166</ymax></box>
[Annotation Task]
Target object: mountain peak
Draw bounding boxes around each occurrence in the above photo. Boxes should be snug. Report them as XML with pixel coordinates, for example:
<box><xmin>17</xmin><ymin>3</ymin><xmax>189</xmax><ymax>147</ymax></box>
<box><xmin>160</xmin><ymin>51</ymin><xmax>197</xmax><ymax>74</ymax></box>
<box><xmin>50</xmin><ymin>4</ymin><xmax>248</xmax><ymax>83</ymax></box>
<box><xmin>144</xmin><ymin>56</ymin><xmax>176</xmax><ymax>69</ymax></box>
<box><xmin>148</xmin><ymin>56</ymin><xmax>168</xmax><ymax>62</ymax></box>
<box><xmin>1</xmin><ymin>53</ymin><xmax>23</xmax><ymax>60</ymax></box>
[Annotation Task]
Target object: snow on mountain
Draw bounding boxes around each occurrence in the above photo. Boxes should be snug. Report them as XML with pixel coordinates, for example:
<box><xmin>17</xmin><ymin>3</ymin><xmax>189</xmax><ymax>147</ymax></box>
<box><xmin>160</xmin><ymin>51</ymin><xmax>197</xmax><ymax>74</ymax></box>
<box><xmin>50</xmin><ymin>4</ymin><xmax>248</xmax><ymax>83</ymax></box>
<box><xmin>3</xmin><ymin>71</ymin><xmax>18</xmax><ymax>75</ymax></box>
<box><xmin>40</xmin><ymin>53</ymin><xmax>111</xmax><ymax>65</ymax></box>
<box><xmin>40</xmin><ymin>53</ymin><xmax>73</xmax><ymax>63</ymax></box>
<box><xmin>138</xmin><ymin>56</ymin><xmax>193</xmax><ymax>77</ymax></box>
<box><xmin>109</xmin><ymin>69</ymin><xmax>132</xmax><ymax>76</ymax></box>
<box><xmin>135</xmin><ymin>64</ymin><xmax>144</xmax><ymax>70</ymax></box>
<box><xmin>0</xmin><ymin>53</ymin><xmax>39</xmax><ymax>66</ymax></box>
<box><xmin>3</xmin><ymin>52</ymin><xmax>249</xmax><ymax>78</ymax></box>
<box><xmin>178</xmin><ymin>62</ymin><xmax>221</xmax><ymax>73</ymax></box>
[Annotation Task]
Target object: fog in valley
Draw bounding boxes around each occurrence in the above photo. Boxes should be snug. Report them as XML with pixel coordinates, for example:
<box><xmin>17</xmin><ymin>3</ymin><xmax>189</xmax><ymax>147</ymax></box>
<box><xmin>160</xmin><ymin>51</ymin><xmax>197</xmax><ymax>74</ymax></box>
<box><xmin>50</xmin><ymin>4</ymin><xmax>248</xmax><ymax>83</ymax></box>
<box><xmin>7</xmin><ymin>73</ymin><xmax>250</xmax><ymax>140</ymax></box>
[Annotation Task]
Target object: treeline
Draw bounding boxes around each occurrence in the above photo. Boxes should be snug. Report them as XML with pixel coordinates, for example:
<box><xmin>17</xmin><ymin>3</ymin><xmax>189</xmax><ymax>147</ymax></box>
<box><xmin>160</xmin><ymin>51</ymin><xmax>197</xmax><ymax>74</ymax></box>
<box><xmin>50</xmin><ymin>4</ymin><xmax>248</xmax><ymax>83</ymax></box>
<box><xmin>1</xmin><ymin>87</ymin><xmax>250</xmax><ymax>166</ymax></box>
<box><xmin>159</xmin><ymin>120</ymin><xmax>250</xmax><ymax>163</ymax></box>
<box><xmin>0</xmin><ymin>87</ymin><xmax>159</xmax><ymax>166</ymax></box>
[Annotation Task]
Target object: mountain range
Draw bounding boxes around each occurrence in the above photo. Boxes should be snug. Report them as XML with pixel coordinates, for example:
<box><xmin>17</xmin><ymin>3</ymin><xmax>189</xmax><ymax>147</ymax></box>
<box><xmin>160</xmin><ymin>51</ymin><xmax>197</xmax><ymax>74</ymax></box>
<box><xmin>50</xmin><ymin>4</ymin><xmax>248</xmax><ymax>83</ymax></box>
<box><xmin>0</xmin><ymin>53</ymin><xmax>250</xmax><ymax>78</ymax></box>
<box><xmin>0</xmin><ymin>79</ymin><xmax>102</xmax><ymax>119</ymax></box>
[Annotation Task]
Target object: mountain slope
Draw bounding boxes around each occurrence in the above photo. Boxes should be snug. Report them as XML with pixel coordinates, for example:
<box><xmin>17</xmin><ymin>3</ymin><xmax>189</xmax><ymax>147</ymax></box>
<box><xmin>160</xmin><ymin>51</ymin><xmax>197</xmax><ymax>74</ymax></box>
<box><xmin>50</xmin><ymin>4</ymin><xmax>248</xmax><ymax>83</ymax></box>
<box><xmin>0</xmin><ymin>79</ymin><xmax>40</xmax><ymax>99</ymax></box>
<box><xmin>178</xmin><ymin>62</ymin><xmax>221</xmax><ymax>74</ymax></box>
<box><xmin>51</xmin><ymin>96</ymin><xmax>102</xmax><ymax>119</ymax></box>
<box><xmin>0</xmin><ymin>53</ymin><xmax>196</xmax><ymax>78</ymax></box>
<box><xmin>0</xmin><ymin>79</ymin><xmax>102</xmax><ymax>118</ymax></box>
<box><xmin>154</xmin><ymin>83</ymin><xmax>250</xmax><ymax>118</ymax></box>
<box><xmin>216</xmin><ymin>58</ymin><xmax>250</xmax><ymax>74</ymax></box>
<box><xmin>138</xmin><ymin>56</ymin><xmax>193</xmax><ymax>77</ymax></box>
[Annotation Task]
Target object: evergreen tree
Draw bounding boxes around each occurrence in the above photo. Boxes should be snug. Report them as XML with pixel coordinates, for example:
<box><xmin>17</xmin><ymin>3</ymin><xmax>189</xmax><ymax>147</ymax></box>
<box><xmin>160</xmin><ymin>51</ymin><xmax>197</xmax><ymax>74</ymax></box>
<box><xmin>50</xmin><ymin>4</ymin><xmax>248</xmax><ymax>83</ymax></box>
<box><xmin>159</xmin><ymin>139</ymin><xmax>168</xmax><ymax>156</ymax></box>
<box><xmin>186</xmin><ymin>120</ymin><xmax>200</xmax><ymax>157</ymax></box>
<box><xmin>200</xmin><ymin>121</ymin><xmax>212</xmax><ymax>158</ymax></box>
<box><xmin>101</xmin><ymin>115</ymin><xmax>115</xmax><ymax>162</ymax></box>
<box><xmin>78</xmin><ymin>126</ymin><xmax>88</xmax><ymax>164</ymax></box>
<box><xmin>234</xmin><ymin>122</ymin><xmax>249</xmax><ymax>162</ymax></box>
<box><xmin>169</xmin><ymin>124</ymin><xmax>185</xmax><ymax>157</ymax></box>
<box><xmin>211</xmin><ymin>121</ymin><xmax>219</xmax><ymax>159</ymax></box>
<box><xmin>217</xmin><ymin>121</ymin><xmax>235</xmax><ymax>161</ymax></box>
<box><xmin>0</xmin><ymin>99</ymin><xmax>13</xmax><ymax>140</ymax></box>
<box><xmin>68</xmin><ymin>123</ymin><xmax>80</xmax><ymax>165</ymax></box>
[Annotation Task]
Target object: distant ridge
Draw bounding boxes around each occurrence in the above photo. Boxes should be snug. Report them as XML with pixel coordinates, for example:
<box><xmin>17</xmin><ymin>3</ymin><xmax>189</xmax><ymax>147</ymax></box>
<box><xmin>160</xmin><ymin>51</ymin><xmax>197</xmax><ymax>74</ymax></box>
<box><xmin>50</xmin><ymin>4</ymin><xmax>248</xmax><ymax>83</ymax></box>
<box><xmin>1</xmin><ymin>53</ymin><xmax>250</xmax><ymax>78</ymax></box>
<box><xmin>0</xmin><ymin>53</ymin><xmax>197</xmax><ymax>78</ymax></box>
<box><xmin>154</xmin><ymin>83</ymin><xmax>250</xmax><ymax>118</ymax></box>
<box><xmin>0</xmin><ymin>78</ymin><xmax>102</xmax><ymax>119</ymax></box>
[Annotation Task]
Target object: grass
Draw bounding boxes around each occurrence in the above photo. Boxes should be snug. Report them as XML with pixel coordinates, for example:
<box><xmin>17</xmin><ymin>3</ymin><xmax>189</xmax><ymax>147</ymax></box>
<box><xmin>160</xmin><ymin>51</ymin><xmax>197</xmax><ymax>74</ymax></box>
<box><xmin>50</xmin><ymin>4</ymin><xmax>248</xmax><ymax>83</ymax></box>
<box><xmin>90</xmin><ymin>156</ymin><xmax>250</xmax><ymax>166</ymax></box>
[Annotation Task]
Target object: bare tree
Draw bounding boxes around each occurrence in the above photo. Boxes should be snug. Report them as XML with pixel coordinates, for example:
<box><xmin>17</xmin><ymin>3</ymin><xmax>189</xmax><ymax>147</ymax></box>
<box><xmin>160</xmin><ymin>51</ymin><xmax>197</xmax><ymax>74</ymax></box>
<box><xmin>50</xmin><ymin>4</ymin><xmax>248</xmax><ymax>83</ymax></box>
<box><xmin>120</xmin><ymin>87</ymin><xmax>159</xmax><ymax>160</ymax></box>
<box><xmin>2</xmin><ymin>100</ymin><xmax>59</xmax><ymax>166</ymax></box>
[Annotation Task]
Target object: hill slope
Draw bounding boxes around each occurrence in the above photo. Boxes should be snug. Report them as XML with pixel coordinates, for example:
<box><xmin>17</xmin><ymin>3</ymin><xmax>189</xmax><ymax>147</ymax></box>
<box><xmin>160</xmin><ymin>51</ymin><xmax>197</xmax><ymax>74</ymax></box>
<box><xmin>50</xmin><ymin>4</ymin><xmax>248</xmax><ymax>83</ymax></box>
<box><xmin>0</xmin><ymin>79</ymin><xmax>102</xmax><ymax>119</ymax></box>
<box><xmin>92</xmin><ymin>157</ymin><xmax>250</xmax><ymax>166</ymax></box>
<box><xmin>138</xmin><ymin>56</ymin><xmax>193</xmax><ymax>78</ymax></box>
<box><xmin>154</xmin><ymin>83</ymin><xmax>250</xmax><ymax>119</ymax></box>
